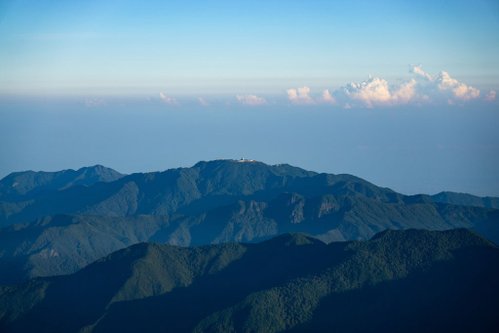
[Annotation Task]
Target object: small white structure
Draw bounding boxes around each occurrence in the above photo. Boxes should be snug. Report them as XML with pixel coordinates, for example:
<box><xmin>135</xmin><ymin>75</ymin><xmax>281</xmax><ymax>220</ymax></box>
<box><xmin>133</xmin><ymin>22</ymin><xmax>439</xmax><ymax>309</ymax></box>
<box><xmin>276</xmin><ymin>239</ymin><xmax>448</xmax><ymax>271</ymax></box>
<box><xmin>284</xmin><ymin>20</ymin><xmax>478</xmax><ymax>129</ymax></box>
<box><xmin>237</xmin><ymin>158</ymin><xmax>256</xmax><ymax>163</ymax></box>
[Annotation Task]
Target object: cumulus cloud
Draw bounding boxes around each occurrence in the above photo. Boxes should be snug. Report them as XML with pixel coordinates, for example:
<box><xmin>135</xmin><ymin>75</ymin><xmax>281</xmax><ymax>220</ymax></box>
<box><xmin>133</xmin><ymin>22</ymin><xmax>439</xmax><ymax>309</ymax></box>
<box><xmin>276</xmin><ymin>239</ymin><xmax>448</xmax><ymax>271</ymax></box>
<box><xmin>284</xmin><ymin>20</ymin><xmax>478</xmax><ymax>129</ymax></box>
<box><xmin>409</xmin><ymin>66</ymin><xmax>481</xmax><ymax>102</ymax></box>
<box><xmin>392</xmin><ymin>79</ymin><xmax>417</xmax><ymax>103</ymax></box>
<box><xmin>321</xmin><ymin>89</ymin><xmax>336</xmax><ymax>104</ymax></box>
<box><xmin>236</xmin><ymin>94</ymin><xmax>267</xmax><ymax>106</ymax></box>
<box><xmin>320</xmin><ymin>66</ymin><xmax>486</xmax><ymax>108</ymax></box>
<box><xmin>341</xmin><ymin>77</ymin><xmax>392</xmax><ymax>107</ymax></box>
<box><xmin>411</xmin><ymin>65</ymin><xmax>433</xmax><ymax>81</ymax></box>
<box><xmin>287</xmin><ymin>86</ymin><xmax>314</xmax><ymax>104</ymax></box>
<box><xmin>159</xmin><ymin>92</ymin><xmax>178</xmax><ymax>105</ymax></box>
<box><xmin>330</xmin><ymin>76</ymin><xmax>417</xmax><ymax>108</ymax></box>
<box><xmin>434</xmin><ymin>71</ymin><xmax>480</xmax><ymax>101</ymax></box>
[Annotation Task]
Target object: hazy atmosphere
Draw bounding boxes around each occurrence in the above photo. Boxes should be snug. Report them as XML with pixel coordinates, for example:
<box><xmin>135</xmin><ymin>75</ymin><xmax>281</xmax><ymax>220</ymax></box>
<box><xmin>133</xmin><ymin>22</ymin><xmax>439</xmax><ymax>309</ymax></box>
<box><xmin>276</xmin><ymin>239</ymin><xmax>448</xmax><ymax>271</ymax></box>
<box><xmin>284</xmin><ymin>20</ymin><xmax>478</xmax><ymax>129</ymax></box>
<box><xmin>1</xmin><ymin>0</ymin><xmax>499</xmax><ymax>195</ymax></box>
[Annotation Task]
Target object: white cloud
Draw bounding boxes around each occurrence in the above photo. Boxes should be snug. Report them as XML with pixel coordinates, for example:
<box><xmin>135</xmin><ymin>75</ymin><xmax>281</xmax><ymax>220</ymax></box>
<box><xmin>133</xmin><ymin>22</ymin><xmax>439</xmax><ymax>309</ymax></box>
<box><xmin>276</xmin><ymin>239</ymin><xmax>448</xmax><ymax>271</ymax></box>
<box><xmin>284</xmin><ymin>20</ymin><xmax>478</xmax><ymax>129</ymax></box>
<box><xmin>236</xmin><ymin>94</ymin><xmax>267</xmax><ymax>106</ymax></box>
<box><xmin>411</xmin><ymin>65</ymin><xmax>433</xmax><ymax>81</ymax></box>
<box><xmin>392</xmin><ymin>79</ymin><xmax>417</xmax><ymax>103</ymax></box>
<box><xmin>325</xmin><ymin>66</ymin><xmax>485</xmax><ymax>108</ymax></box>
<box><xmin>321</xmin><ymin>89</ymin><xmax>336</xmax><ymax>104</ymax></box>
<box><xmin>485</xmin><ymin>90</ymin><xmax>496</xmax><ymax>101</ymax></box>
<box><xmin>287</xmin><ymin>86</ymin><xmax>314</xmax><ymax>104</ymax></box>
<box><xmin>342</xmin><ymin>77</ymin><xmax>392</xmax><ymax>107</ymax></box>
<box><xmin>159</xmin><ymin>92</ymin><xmax>178</xmax><ymax>105</ymax></box>
<box><xmin>410</xmin><ymin>66</ymin><xmax>481</xmax><ymax>102</ymax></box>
<box><xmin>435</xmin><ymin>71</ymin><xmax>480</xmax><ymax>101</ymax></box>
<box><xmin>332</xmin><ymin>76</ymin><xmax>416</xmax><ymax>107</ymax></box>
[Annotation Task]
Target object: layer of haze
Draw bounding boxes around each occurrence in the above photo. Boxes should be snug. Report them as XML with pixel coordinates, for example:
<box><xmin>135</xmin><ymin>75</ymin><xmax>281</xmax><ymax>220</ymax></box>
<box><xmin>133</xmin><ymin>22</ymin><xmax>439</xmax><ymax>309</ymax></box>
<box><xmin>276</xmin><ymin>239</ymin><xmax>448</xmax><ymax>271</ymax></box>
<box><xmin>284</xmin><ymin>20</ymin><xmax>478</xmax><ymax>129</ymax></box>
<box><xmin>1</xmin><ymin>98</ymin><xmax>498</xmax><ymax>196</ymax></box>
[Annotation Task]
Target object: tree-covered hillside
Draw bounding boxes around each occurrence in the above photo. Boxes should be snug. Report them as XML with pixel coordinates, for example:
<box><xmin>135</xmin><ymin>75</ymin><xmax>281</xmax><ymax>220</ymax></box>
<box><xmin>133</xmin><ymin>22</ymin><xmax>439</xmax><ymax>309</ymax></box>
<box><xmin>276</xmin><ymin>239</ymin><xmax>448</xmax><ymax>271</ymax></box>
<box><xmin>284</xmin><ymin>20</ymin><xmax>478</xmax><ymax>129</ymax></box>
<box><xmin>0</xmin><ymin>229</ymin><xmax>497</xmax><ymax>333</ymax></box>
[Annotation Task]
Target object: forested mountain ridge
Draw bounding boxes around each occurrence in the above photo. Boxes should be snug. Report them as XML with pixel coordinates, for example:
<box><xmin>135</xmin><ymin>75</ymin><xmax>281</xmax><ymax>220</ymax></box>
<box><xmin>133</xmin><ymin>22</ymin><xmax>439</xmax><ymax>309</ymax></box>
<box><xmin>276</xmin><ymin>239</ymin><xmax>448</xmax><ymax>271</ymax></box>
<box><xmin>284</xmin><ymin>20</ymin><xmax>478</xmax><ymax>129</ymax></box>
<box><xmin>0</xmin><ymin>160</ymin><xmax>497</xmax><ymax>284</ymax></box>
<box><xmin>0</xmin><ymin>229</ymin><xmax>497</xmax><ymax>333</ymax></box>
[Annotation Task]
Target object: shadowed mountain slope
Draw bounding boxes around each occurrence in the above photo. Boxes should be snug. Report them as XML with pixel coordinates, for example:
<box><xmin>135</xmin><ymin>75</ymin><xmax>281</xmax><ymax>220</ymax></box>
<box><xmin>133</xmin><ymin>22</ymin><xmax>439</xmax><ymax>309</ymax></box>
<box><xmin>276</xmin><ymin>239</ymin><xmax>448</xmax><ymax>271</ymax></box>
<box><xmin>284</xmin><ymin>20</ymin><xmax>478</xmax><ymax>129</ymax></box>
<box><xmin>0</xmin><ymin>229</ymin><xmax>497</xmax><ymax>333</ymax></box>
<box><xmin>0</xmin><ymin>214</ymin><xmax>169</xmax><ymax>284</ymax></box>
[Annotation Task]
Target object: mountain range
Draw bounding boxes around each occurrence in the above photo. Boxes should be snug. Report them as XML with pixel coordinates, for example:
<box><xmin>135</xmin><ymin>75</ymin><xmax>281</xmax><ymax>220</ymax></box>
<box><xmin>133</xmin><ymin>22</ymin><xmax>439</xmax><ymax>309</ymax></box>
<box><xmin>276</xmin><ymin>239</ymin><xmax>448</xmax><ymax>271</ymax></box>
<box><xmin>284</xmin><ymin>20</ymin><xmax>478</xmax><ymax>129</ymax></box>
<box><xmin>0</xmin><ymin>159</ymin><xmax>498</xmax><ymax>284</ymax></box>
<box><xmin>0</xmin><ymin>229</ymin><xmax>498</xmax><ymax>333</ymax></box>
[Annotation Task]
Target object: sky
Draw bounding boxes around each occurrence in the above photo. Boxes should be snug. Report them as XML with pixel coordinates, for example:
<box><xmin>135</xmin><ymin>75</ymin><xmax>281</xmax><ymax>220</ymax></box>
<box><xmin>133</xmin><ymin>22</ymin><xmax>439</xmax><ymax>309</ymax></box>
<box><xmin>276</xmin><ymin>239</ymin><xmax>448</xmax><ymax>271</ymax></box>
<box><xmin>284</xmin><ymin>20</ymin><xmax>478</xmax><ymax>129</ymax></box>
<box><xmin>0</xmin><ymin>0</ymin><xmax>499</xmax><ymax>196</ymax></box>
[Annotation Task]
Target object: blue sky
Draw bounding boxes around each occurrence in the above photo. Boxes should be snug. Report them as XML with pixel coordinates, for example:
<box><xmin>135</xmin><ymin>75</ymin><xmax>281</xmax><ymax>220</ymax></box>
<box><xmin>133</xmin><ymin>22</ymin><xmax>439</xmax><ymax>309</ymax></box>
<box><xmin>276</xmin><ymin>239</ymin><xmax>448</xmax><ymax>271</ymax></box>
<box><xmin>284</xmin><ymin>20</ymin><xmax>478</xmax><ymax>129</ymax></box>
<box><xmin>0</xmin><ymin>0</ymin><xmax>499</xmax><ymax>195</ymax></box>
<box><xmin>1</xmin><ymin>0</ymin><xmax>499</xmax><ymax>96</ymax></box>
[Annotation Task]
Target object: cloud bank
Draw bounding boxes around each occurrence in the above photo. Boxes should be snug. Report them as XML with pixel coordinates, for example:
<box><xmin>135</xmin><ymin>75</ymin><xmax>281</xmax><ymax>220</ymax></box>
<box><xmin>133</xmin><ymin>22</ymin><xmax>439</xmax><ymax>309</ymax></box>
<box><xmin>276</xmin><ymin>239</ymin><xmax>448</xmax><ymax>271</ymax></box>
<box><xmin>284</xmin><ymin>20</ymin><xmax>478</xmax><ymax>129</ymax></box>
<box><xmin>157</xmin><ymin>66</ymin><xmax>495</xmax><ymax>109</ymax></box>
<box><xmin>287</xmin><ymin>66</ymin><xmax>495</xmax><ymax>108</ymax></box>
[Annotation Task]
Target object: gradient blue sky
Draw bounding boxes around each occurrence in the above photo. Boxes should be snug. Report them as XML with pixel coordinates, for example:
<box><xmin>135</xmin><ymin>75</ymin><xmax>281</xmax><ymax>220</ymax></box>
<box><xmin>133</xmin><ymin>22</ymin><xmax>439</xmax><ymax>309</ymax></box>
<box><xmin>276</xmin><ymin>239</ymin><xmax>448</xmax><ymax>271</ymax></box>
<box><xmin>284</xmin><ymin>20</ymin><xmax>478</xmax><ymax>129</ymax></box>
<box><xmin>1</xmin><ymin>0</ymin><xmax>499</xmax><ymax>195</ymax></box>
<box><xmin>1</xmin><ymin>0</ymin><xmax>499</xmax><ymax>95</ymax></box>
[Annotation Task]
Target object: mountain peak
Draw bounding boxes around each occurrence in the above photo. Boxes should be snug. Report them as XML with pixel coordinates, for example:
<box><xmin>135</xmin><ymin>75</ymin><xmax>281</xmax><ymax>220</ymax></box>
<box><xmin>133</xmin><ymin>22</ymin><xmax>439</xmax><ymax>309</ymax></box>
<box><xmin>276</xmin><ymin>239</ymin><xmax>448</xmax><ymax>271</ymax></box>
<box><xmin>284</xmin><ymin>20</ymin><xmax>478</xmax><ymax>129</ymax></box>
<box><xmin>75</xmin><ymin>165</ymin><xmax>124</xmax><ymax>180</ymax></box>
<box><xmin>0</xmin><ymin>165</ymin><xmax>124</xmax><ymax>200</ymax></box>
<box><xmin>77</xmin><ymin>164</ymin><xmax>112</xmax><ymax>172</ymax></box>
